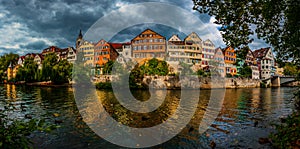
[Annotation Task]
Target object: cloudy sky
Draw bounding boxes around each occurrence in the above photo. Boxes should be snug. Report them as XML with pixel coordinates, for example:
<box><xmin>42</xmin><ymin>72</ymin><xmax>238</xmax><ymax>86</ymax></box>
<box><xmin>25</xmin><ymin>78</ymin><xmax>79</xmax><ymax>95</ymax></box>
<box><xmin>0</xmin><ymin>0</ymin><xmax>270</xmax><ymax>56</ymax></box>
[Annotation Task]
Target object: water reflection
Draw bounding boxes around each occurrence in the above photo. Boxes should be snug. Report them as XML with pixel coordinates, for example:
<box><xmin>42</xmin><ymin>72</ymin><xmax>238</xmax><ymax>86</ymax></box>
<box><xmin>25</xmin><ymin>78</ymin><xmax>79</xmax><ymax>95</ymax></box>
<box><xmin>0</xmin><ymin>85</ymin><xmax>296</xmax><ymax>148</ymax></box>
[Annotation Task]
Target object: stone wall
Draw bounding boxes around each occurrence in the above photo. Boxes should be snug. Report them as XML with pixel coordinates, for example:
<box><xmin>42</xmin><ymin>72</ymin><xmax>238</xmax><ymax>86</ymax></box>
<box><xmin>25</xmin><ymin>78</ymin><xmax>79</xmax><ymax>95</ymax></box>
<box><xmin>142</xmin><ymin>76</ymin><xmax>261</xmax><ymax>89</ymax></box>
<box><xmin>281</xmin><ymin>81</ymin><xmax>300</xmax><ymax>87</ymax></box>
<box><xmin>94</xmin><ymin>75</ymin><xmax>261</xmax><ymax>89</ymax></box>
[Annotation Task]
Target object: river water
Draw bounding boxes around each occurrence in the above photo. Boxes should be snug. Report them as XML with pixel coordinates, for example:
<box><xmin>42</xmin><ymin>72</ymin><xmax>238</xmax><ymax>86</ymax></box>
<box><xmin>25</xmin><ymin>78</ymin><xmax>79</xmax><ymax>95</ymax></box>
<box><xmin>0</xmin><ymin>84</ymin><xmax>297</xmax><ymax>148</ymax></box>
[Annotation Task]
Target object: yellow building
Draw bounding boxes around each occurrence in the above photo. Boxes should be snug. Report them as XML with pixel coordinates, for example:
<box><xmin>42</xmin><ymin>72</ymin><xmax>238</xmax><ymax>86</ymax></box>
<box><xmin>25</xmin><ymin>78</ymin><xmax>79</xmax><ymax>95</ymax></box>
<box><xmin>78</xmin><ymin>40</ymin><xmax>95</xmax><ymax>67</ymax></box>
<box><xmin>184</xmin><ymin>32</ymin><xmax>202</xmax><ymax>65</ymax></box>
<box><xmin>7</xmin><ymin>62</ymin><xmax>19</xmax><ymax>81</ymax></box>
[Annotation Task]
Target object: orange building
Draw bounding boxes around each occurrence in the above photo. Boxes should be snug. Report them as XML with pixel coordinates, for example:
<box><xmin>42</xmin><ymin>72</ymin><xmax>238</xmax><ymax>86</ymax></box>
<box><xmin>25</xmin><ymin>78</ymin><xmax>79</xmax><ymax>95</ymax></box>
<box><xmin>94</xmin><ymin>39</ymin><xmax>119</xmax><ymax>75</ymax></box>
<box><xmin>222</xmin><ymin>46</ymin><xmax>237</xmax><ymax>76</ymax></box>
<box><xmin>131</xmin><ymin>29</ymin><xmax>167</xmax><ymax>62</ymax></box>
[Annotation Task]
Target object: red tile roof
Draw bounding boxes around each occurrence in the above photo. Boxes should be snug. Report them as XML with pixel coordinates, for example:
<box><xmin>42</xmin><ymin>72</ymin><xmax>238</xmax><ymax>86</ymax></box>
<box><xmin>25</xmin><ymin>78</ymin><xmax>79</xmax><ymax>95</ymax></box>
<box><xmin>109</xmin><ymin>43</ymin><xmax>123</xmax><ymax>49</ymax></box>
<box><xmin>253</xmin><ymin>47</ymin><xmax>271</xmax><ymax>58</ymax></box>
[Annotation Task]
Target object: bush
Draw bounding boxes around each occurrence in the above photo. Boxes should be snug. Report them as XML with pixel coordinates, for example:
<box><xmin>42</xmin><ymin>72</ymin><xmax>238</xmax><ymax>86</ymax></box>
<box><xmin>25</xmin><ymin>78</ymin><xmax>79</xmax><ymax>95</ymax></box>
<box><xmin>0</xmin><ymin>113</ymin><xmax>57</xmax><ymax>149</ymax></box>
<box><xmin>95</xmin><ymin>82</ymin><xmax>112</xmax><ymax>89</ymax></box>
<box><xmin>270</xmin><ymin>112</ymin><xmax>300</xmax><ymax>148</ymax></box>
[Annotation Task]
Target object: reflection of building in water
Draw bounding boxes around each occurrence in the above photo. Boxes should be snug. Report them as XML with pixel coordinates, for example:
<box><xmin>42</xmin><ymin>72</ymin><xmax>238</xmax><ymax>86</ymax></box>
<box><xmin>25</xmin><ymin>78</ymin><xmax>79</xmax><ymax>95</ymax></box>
<box><xmin>272</xmin><ymin>88</ymin><xmax>283</xmax><ymax>108</ymax></box>
<box><xmin>219</xmin><ymin>89</ymin><xmax>240</xmax><ymax>120</ymax></box>
<box><xmin>262</xmin><ymin>88</ymin><xmax>272</xmax><ymax>113</ymax></box>
<box><xmin>250</xmin><ymin>88</ymin><xmax>262</xmax><ymax>111</ymax></box>
<box><xmin>5</xmin><ymin>84</ymin><xmax>17</xmax><ymax>99</ymax></box>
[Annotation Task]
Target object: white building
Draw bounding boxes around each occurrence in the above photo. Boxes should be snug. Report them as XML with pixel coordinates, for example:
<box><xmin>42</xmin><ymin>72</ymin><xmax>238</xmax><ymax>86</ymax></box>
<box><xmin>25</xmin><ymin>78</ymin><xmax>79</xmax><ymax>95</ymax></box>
<box><xmin>202</xmin><ymin>39</ymin><xmax>215</xmax><ymax>67</ymax></box>
<box><xmin>253</xmin><ymin>47</ymin><xmax>275</xmax><ymax>79</ymax></box>
<box><xmin>67</xmin><ymin>47</ymin><xmax>77</xmax><ymax>63</ymax></box>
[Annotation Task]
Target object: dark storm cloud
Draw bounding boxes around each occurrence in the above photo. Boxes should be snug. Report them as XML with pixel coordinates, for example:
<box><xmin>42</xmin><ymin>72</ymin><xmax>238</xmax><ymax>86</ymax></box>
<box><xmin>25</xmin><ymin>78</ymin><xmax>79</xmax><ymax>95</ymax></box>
<box><xmin>1</xmin><ymin>0</ymin><xmax>201</xmax><ymax>50</ymax></box>
<box><xmin>110</xmin><ymin>24</ymin><xmax>188</xmax><ymax>43</ymax></box>
<box><xmin>0</xmin><ymin>0</ymin><xmax>237</xmax><ymax>56</ymax></box>
<box><xmin>1</xmin><ymin>0</ymin><xmax>108</xmax><ymax>47</ymax></box>
<box><xmin>20</xmin><ymin>40</ymin><xmax>47</xmax><ymax>50</ymax></box>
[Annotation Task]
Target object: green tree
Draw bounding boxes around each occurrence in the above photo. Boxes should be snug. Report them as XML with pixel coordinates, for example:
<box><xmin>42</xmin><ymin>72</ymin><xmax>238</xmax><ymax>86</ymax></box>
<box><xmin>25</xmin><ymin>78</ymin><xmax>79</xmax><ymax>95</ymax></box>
<box><xmin>236</xmin><ymin>47</ymin><xmax>250</xmax><ymax>62</ymax></box>
<box><xmin>41</xmin><ymin>53</ymin><xmax>72</xmax><ymax>84</ymax></box>
<box><xmin>140</xmin><ymin>58</ymin><xmax>169</xmax><ymax>76</ymax></box>
<box><xmin>16</xmin><ymin>57</ymin><xmax>38</xmax><ymax>82</ymax></box>
<box><xmin>102</xmin><ymin>60</ymin><xmax>114</xmax><ymax>75</ymax></box>
<box><xmin>129</xmin><ymin>65</ymin><xmax>145</xmax><ymax>89</ymax></box>
<box><xmin>283</xmin><ymin>63</ymin><xmax>298</xmax><ymax>76</ymax></box>
<box><xmin>101</xmin><ymin>60</ymin><xmax>124</xmax><ymax>75</ymax></box>
<box><xmin>42</xmin><ymin>53</ymin><xmax>58</xmax><ymax>81</ymax></box>
<box><xmin>52</xmin><ymin>59</ymin><xmax>73</xmax><ymax>84</ymax></box>
<box><xmin>72</xmin><ymin>52</ymin><xmax>91</xmax><ymax>84</ymax></box>
<box><xmin>193</xmin><ymin>0</ymin><xmax>300</xmax><ymax>64</ymax></box>
<box><xmin>239</xmin><ymin>65</ymin><xmax>252</xmax><ymax>78</ymax></box>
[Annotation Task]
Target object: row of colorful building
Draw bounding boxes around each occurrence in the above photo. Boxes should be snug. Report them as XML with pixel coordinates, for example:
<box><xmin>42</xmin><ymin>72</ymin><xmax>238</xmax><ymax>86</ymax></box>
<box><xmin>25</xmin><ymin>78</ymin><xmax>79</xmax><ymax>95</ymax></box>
<box><xmin>8</xmin><ymin>28</ymin><xmax>283</xmax><ymax>81</ymax></box>
<box><xmin>75</xmin><ymin>29</ymin><xmax>282</xmax><ymax>79</ymax></box>
<box><xmin>7</xmin><ymin>46</ymin><xmax>77</xmax><ymax>80</ymax></box>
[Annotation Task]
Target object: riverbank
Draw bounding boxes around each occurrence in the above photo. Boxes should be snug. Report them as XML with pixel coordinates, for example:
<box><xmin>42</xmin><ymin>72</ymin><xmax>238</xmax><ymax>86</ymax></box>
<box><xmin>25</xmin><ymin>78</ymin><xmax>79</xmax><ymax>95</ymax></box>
<box><xmin>26</xmin><ymin>82</ymin><xmax>72</xmax><ymax>87</ymax></box>
<box><xmin>4</xmin><ymin>76</ymin><xmax>298</xmax><ymax>89</ymax></box>
<box><xmin>94</xmin><ymin>76</ymin><xmax>261</xmax><ymax>89</ymax></box>
<box><xmin>2</xmin><ymin>81</ymin><xmax>72</xmax><ymax>87</ymax></box>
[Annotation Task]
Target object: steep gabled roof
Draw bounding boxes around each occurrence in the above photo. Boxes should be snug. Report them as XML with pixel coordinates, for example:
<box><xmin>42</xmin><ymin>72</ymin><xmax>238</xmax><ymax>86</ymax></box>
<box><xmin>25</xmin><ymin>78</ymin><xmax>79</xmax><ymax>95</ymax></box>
<box><xmin>35</xmin><ymin>54</ymin><xmax>44</xmax><ymax>60</ymax></box>
<box><xmin>19</xmin><ymin>56</ymin><xmax>25</xmax><ymax>61</ymax></box>
<box><xmin>184</xmin><ymin>32</ymin><xmax>202</xmax><ymax>42</ymax></box>
<box><xmin>168</xmin><ymin>34</ymin><xmax>182</xmax><ymax>42</ymax></box>
<box><xmin>94</xmin><ymin>39</ymin><xmax>107</xmax><ymax>47</ymax></box>
<box><xmin>214</xmin><ymin>47</ymin><xmax>224</xmax><ymax>55</ymax></box>
<box><xmin>222</xmin><ymin>46</ymin><xmax>234</xmax><ymax>53</ymax></box>
<box><xmin>253</xmin><ymin>47</ymin><xmax>271</xmax><ymax>59</ymax></box>
<box><xmin>131</xmin><ymin>28</ymin><xmax>166</xmax><ymax>42</ymax></box>
<box><xmin>122</xmin><ymin>42</ymin><xmax>131</xmax><ymax>45</ymax></box>
<box><xmin>25</xmin><ymin>53</ymin><xmax>37</xmax><ymax>58</ymax></box>
<box><xmin>109</xmin><ymin>43</ymin><xmax>123</xmax><ymax>49</ymax></box>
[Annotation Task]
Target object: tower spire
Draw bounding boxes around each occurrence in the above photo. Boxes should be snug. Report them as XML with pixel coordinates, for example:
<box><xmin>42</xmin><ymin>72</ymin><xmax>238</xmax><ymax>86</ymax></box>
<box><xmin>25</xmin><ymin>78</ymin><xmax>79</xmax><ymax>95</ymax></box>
<box><xmin>76</xmin><ymin>29</ymin><xmax>83</xmax><ymax>49</ymax></box>
<box><xmin>78</xmin><ymin>29</ymin><xmax>83</xmax><ymax>39</ymax></box>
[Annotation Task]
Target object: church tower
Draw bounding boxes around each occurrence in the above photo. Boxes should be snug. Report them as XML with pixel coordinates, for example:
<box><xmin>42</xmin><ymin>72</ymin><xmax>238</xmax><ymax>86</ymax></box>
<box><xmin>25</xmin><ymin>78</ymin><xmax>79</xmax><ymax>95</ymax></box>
<box><xmin>7</xmin><ymin>62</ymin><xmax>13</xmax><ymax>81</ymax></box>
<box><xmin>76</xmin><ymin>29</ymin><xmax>83</xmax><ymax>49</ymax></box>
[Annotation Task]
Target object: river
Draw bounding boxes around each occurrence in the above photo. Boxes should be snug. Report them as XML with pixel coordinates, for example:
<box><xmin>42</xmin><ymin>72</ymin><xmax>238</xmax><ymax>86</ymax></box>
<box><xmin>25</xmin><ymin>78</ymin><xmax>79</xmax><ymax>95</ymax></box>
<box><xmin>0</xmin><ymin>84</ymin><xmax>297</xmax><ymax>148</ymax></box>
